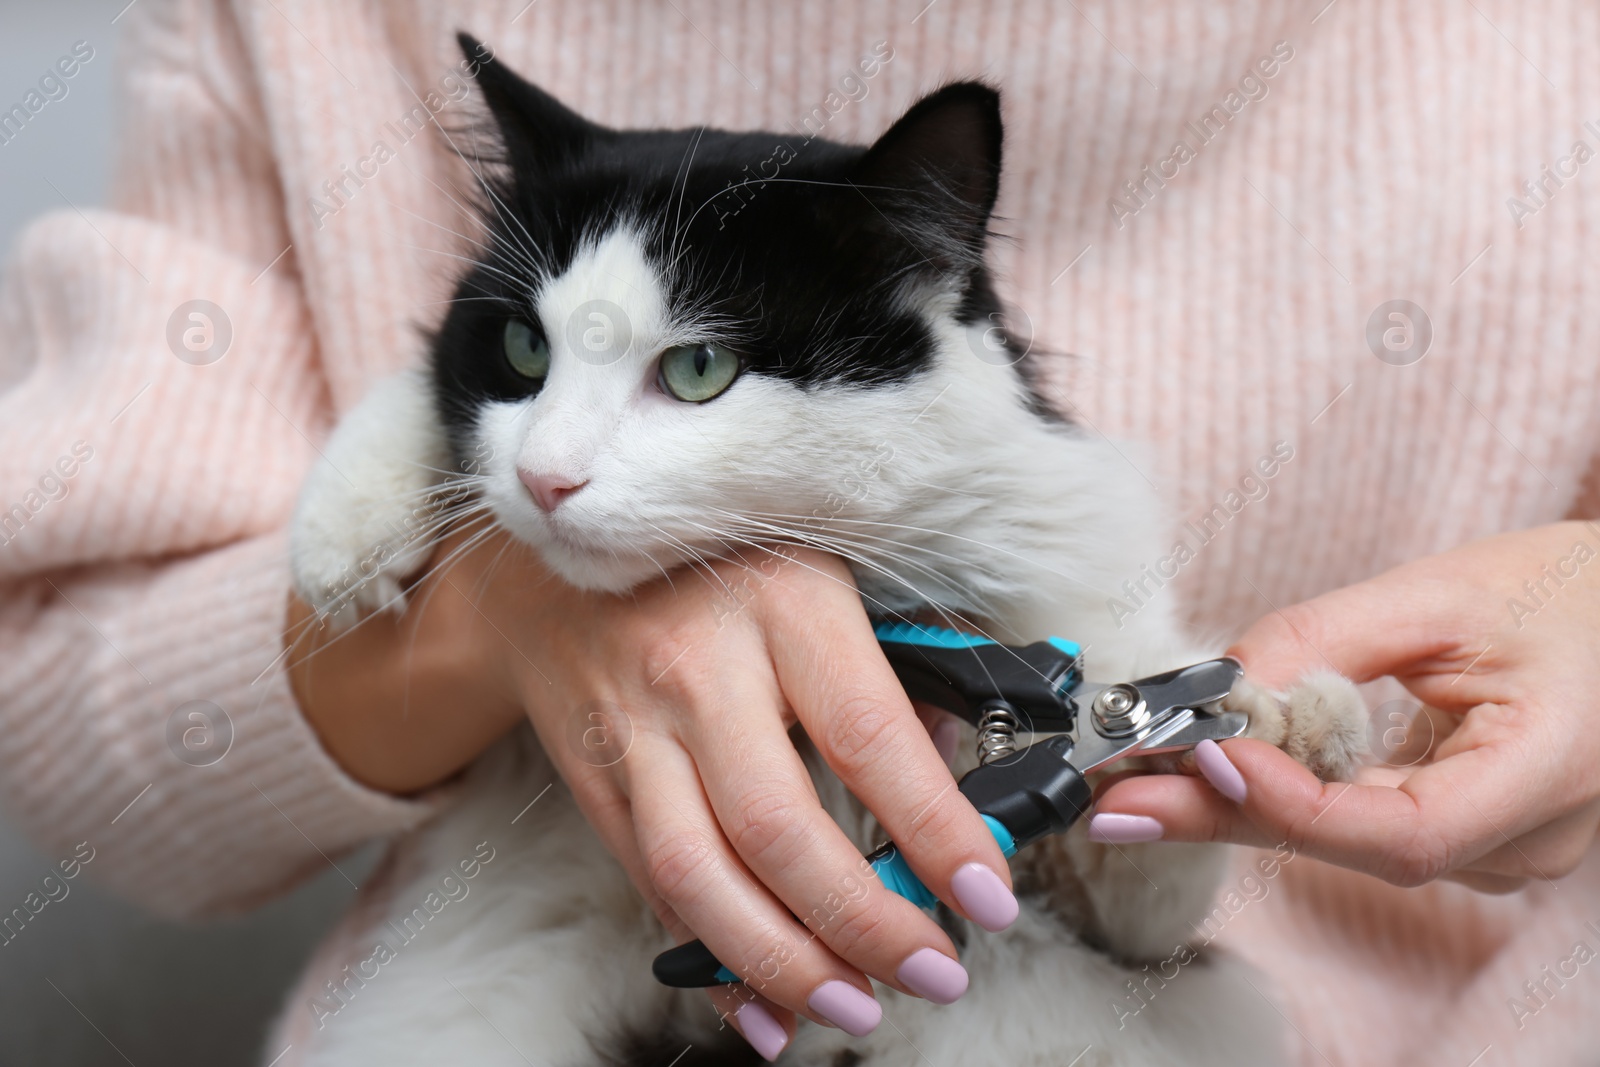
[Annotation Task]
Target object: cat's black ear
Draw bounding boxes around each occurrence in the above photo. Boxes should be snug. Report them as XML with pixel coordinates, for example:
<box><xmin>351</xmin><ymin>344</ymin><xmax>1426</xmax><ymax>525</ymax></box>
<box><xmin>458</xmin><ymin>32</ymin><xmax>600</xmax><ymax>175</ymax></box>
<box><xmin>853</xmin><ymin>82</ymin><xmax>1003</xmax><ymax>228</ymax></box>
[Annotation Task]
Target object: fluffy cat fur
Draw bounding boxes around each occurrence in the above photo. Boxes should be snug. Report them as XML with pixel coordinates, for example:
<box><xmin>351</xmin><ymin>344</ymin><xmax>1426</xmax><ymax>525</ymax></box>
<box><xmin>282</xmin><ymin>36</ymin><xmax>1365</xmax><ymax>1067</ymax></box>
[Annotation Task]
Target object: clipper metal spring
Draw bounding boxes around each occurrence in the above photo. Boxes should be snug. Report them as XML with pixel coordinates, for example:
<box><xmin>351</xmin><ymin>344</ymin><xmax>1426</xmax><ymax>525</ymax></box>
<box><xmin>975</xmin><ymin>703</ymin><xmax>1021</xmax><ymax>765</ymax></box>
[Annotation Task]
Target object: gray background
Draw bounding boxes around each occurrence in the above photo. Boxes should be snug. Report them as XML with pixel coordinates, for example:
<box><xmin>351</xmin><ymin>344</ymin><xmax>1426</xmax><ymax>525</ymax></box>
<box><xmin>0</xmin><ymin>3</ymin><xmax>368</xmax><ymax>1063</ymax></box>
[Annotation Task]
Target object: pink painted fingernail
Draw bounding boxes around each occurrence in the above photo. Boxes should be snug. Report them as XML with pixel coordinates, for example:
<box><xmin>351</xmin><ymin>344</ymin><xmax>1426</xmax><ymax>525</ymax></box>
<box><xmin>950</xmin><ymin>862</ymin><xmax>1019</xmax><ymax>932</ymax></box>
<box><xmin>736</xmin><ymin>1000</ymin><xmax>788</xmax><ymax>1061</ymax></box>
<box><xmin>932</xmin><ymin>718</ymin><xmax>961</xmax><ymax>767</ymax></box>
<box><xmin>1087</xmin><ymin>813</ymin><xmax>1164</xmax><ymax>843</ymax></box>
<box><xmin>807</xmin><ymin>980</ymin><xmax>882</xmax><ymax>1036</ymax></box>
<box><xmin>897</xmin><ymin>947</ymin><xmax>969</xmax><ymax>1004</ymax></box>
<box><xmin>1195</xmin><ymin>739</ymin><xmax>1248</xmax><ymax>803</ymax></box>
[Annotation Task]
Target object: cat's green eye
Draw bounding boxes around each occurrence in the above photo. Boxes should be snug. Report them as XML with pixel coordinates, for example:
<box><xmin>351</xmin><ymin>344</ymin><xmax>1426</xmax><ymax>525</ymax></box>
<box><xmin>658</xmin><ymin>343</ymin><xmax>740</xmax><ymax>402</ymax></box>
<box><xmin>503</xmin><ymin>319</ymin><xmax>551</xmax><ymax>381</ymax></box>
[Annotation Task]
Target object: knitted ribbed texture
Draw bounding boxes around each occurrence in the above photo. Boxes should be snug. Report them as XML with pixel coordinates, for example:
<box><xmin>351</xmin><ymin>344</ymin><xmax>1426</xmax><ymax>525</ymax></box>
<box><xmin>2</xmin><ymin>2</ymin><xmax>1597</xmax><ymax>1063</ymax></box>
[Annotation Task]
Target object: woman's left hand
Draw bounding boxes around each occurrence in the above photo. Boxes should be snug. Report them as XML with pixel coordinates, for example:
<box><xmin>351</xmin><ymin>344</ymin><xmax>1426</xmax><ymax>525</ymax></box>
<box><xmin>1088</xmin><ymin>521</ymin><xmax>1600</xmax><ymax>894</ymax></box>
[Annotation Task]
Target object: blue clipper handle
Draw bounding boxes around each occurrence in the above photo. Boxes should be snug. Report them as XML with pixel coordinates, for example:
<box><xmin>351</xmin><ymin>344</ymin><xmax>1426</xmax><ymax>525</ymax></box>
<box><xmin>866</xmin><ymin>813</ymin><xmax>1018</xmax><ymax>909</ymax></box>
<box><xmin>651</xmin><ymin>817</ymin><xmax>1017</xmax><ymax>988</ymax></box>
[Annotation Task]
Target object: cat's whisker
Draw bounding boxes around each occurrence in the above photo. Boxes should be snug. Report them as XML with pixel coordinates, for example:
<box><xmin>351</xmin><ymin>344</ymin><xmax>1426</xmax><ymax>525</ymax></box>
<box><xmin>375</xmin><ymin>191</ymin><xmax>546</xmax><ymax>284</ymax></box>
<box><xmin>639</xmin><ymin>535</ymin><xmax>684</xmax><ymax>595</ymax></box>
<box><xmin>673</xmin><ymin>518</ymin><xmax>918</xmax><ymax>620</ymax></box>
<box><xmin>658</xmin><ymin>519</ymin><xmax>821</xmax><ymax>601</ymax></box>
<box><xmin>376</xmin><ymin>127</ymin><xmax>552</xmax><ymax>291</ymax></box>
<box><xmin>715</xmin><ymin>514</ymin><xmax>997</xmax><ymax>622</ymax></box>
<box><xmin>396</xmin><ymin>531</ymin><xmax>529</xmax><ymax>729</ymax></box>
<box><xmin>649</xmin><ymin>524</ymin><xmax>1049</xmax><ymax>700</ymax></box>
<box><xmin>733</xmin><ymin>510</ymin><xmax>1115</xmax><ymax>600</ymax></box>
<box><xmin>901</xmin><ymin>479</ymin><xmax>986</xmax><ymax>499</ymax></box>
<box><xmin>708</xmin><ymin>506</ymin><xmax>1005</xmax><ymax>599</ymax></box>
<box><xmin>388</xmin><ymin>460</ymin><xmax>493</xmax><ymax>486</ymax></box>
<box><xmin>710</xmin><ymin>516</ymin><xmax>1068</xmax><ymax>693</ymax></box>
<box><xmin>402</xmin><ymin>243</ymin><xmax>532</xmax><ymax>295</ymax></box>
<box><xmin>460</xmin><ymin>527</ymin><xmax>524</xmax><ymax>606</ymax></box>
<box><xmin>702</xmin><ymin>512</ymin><xmax>1073</xmax><ymax>690</ymax></box>
<box><xmin>717</xmin><ymin>509</ymin><xmax>1010</xmax><ymax>593</ymax></box>
<box><xmin>407</xmin><ymin>100</ymin><xmax>553</xmax><ymax>281</ymax></box>
<box><xmin>331</xmin><ymin>489</ymin><xmax>491</xmax><ymax>541</ymax></box>
<box><xmin>279</xmin><ymin>508</ymin><xmax>503</xmax><ymax>676</ymax></box>
<box><xmin>672</xmin><ymin>176</ymin><xmax>914</xmax><ymax>253</ymax></box>
<box><xmin>412</xmin><ymin>295</ymin><xmax>519</xmax><ymax>310</ymax></box>
<box><xmin>387</xmin><ymin>518</ymin><xmax>513</xmax><ymax>645</ymax></box>
<box><xmin>459</xmin><ymin>167</ymin><xmax>554</xmax><ymax>286</ymax></box>
<box><xmin>469</xmin><ymin>174</ymin><xmax>551</xmax><ymax>280</ymax></box>
<box><xmin>378</xmin><ymin>201</ymin><xmax>483</xmax><ymax>250</ymax></box>
<box><xmin>641</xmin><ymin>521</ymin><xmax>698</xmax><ymax>561</ymax></box>
<box><xmin>687</xmin><ymin>526</ymin><xmax>929</xmax><ymax>626</ymax></box>
<box><xmin>370</xmin><ymin>471</ymin><xmax>484</xmax><ymax>497</ymax></box>
<box><xmin>645</xmin><ymin>522</ymin><xmax>745</xmax><ymax>602</ymax></box>
<box><xmin>664</xmin><ymin>125</ymin><xmax>708</xmax><ymax>273</ymax></box>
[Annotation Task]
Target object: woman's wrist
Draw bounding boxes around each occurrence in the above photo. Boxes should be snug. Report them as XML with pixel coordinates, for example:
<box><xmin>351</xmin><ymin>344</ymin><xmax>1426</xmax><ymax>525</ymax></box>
<box><xmin>284</xmin><ymin>570</ymin><xmax>526</xmax><ymax>796</ymax></box>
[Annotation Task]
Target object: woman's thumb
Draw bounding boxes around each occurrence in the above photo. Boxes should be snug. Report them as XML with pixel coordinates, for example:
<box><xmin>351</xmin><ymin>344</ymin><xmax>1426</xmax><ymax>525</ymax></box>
<box><xmin>1226</xmin><ymin>572</ymin><xmax>1455</xmax><ymax>689</ymax></box>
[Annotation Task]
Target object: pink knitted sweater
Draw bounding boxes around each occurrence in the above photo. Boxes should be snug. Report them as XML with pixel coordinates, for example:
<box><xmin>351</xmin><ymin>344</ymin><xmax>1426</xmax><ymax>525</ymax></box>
<box><xmin>3</xmin><ymin>1</ymin><xmax>1598</xmax><ymax>1063</ymax></box>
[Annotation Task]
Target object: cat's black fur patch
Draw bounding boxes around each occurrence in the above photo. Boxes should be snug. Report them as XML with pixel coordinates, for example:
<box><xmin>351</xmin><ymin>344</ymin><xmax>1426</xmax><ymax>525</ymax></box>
<box><xmin>934</xmin><ymin>901</ymin><xmax>970</xmax><ymax>950</ymax></box>
<box><xmin>599</xmin><ymin>1025</ymin><xmax>762</xmax><ymax>1067</ymax></box>
<box><xmin>430</xmin><ymin>33</ymin><xmax>1020</xmax><ymax>461</ymax></box>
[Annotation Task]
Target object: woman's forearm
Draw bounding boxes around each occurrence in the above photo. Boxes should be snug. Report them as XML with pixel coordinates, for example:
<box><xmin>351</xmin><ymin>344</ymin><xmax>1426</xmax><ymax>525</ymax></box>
<box><xmin>285</xmin><ymin>575</ymin><xmax>525</xmax><ymax>795</ymax></box>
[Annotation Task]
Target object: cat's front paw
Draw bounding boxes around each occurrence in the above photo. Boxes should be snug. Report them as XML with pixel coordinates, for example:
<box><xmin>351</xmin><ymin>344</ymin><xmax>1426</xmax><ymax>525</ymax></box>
<box><xmin>1228</xmin><ymin>671</ymin><xmax>1367</xmax><ymax>781</ymax></box>
<box><xmin>287</xmin><ymin>371</ymin><xmax>455</xmax><ymax>628</ymax></box>
<box><xmin>289</xmin><ymin>487</ymin><xmax>438</xmax><ymax>626</ymax></box>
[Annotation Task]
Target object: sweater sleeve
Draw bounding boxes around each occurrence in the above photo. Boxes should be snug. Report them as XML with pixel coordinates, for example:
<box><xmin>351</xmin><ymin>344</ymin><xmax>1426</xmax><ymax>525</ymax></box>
<box><xmin>0</xmin><ymin>0</ymin><xmax>441</xmax><ymax>919</ymax></box>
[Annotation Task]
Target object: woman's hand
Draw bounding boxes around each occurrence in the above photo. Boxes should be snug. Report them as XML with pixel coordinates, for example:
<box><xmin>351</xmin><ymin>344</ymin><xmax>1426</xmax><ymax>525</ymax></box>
<box><xmin>289</xmin><ymin>530</ymin><xmax>1010</xmax><ymax>1058</ymax></box>
<box><xmin>1090</xmin><ymin>521</ymin><xmax>1600</xmax><ymax>895</ymax></box>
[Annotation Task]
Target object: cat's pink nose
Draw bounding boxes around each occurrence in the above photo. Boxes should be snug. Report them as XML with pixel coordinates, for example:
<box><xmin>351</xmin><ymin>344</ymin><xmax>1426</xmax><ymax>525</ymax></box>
<box><xmin>519</xmin><ymin>470</ymin><xmax>588</xmax><ymax>513</ymax></box>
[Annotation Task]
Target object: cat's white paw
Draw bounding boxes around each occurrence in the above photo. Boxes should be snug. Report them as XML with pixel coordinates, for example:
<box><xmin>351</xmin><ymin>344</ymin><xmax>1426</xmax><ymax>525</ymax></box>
<box><xmin>288</xmin><ymin>371</ymin><xmax>454</xmax><ymax>628</ymax></box>
<box><xmin>1230</xmin><ymin>671</ymin><xmax>1368</xmax><ymax>781</ymax></box>
<box><xmin>289</xmin><ymin>499</ymin><xmax>436</xmax><ymax>626</ymax></box>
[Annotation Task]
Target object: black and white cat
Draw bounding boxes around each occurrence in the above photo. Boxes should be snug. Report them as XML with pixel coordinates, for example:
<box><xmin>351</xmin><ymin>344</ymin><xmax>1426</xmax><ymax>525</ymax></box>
<box><xmin>284</xmin><ymin>36</ymin><xmax>1363</xmax><ymax>1067</ymax></box>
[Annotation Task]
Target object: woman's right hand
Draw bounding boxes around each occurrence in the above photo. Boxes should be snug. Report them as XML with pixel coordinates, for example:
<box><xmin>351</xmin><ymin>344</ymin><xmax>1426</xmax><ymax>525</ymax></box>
<box><xmin>289</xmin><ymin>529</ymin><xmax>1013</xmax><ymax>1059</ymax></box>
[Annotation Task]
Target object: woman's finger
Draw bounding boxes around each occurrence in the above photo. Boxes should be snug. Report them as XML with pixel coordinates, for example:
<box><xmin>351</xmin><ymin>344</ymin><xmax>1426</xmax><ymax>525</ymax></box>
<box><xmin>1088</xmin><ymin>766</ymin><xmax>1273</xmax><ymax>847</ymax></box>
<box><xmin>1226</xmin><ymin>573</ymin><xmax>1468</xmax><ymax>691</ymax></box>
<box><xmin>623</xmin><ymin>729</ymin><xmax>884</xmax><ymax>1032</ymax></box>
<box><xmin>522</xmin><ymin>690</ymin><xmax>711</xmax><ymax>936</ymax></box>
<box><xmin>1456</xmin><ymin>797</ymin><xmax>1600</xmax><ymax>881</ymax></box>
<box><xmin>534</xmin><ymin>740</ymin><xmax>806</xmax><ymax>1061</ymax></box>
<box><xmin>911</xmin><ymin>701</ymin><xmax>962</xmax><ymax>768</ymax></box>
<box><xmin>1091</xmin><ymin>732</ymin><xmax>1561</xmax><ymax>887</ymax></box>
<box><xmin>1443</xmin><ymin>870</ymin><xmax>1529</xmax><ymax>894</ymax></box>
<box><xmin>678</xmin><ymin>664</ymin><xmax>967</xmax><ymax>1009</ymax></box>
<box><xmin>707</xmin><ymin>987</ymin><xmax>795</xmax><ymax>1064</ymax></box>
<box><xmin>756</xmin><ymin>561</ymin><xmax>1017</xmax><ymax>934</ymax></box>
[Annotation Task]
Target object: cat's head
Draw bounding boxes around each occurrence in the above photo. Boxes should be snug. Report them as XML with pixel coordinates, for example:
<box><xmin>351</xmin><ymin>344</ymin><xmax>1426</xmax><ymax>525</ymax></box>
<box><xmin>433</xmin><ymin>33</ymin><xmax>1021</xmax><ymax>593</ymax></box>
